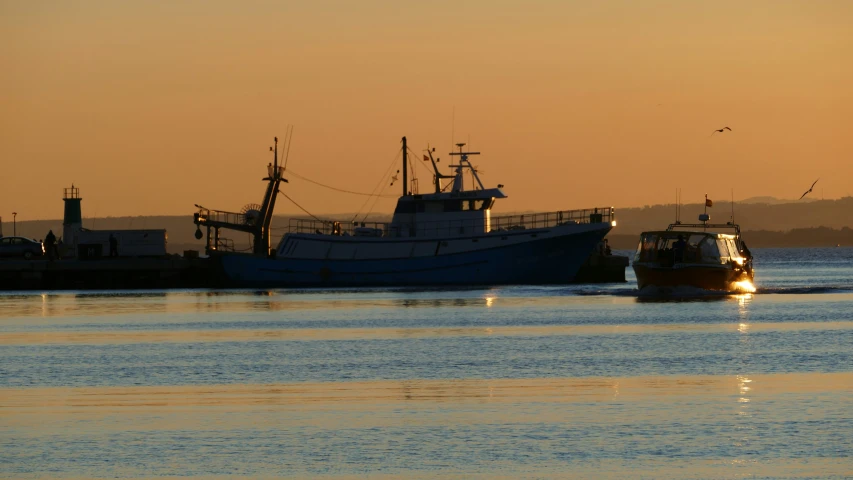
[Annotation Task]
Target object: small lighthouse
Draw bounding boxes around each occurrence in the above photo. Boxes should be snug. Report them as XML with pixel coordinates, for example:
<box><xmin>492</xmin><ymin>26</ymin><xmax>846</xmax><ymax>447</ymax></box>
<box><xmin>62</xmin><ymin>185</ymin><xmax>83</xmax><ymax>249</ymax></box>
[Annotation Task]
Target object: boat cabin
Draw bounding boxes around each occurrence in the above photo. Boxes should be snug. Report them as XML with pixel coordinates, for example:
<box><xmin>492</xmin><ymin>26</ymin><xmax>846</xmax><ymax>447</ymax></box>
<box><xmin>634</xmin><ymin>230</ymin><xmax>746</xmax><ymax>267</ymax></box>
<box><xmin>389</xmin><ymin>188</ymin><xmax>506</xmax><ymax>237</ymax></box>
<box><xmin>387</xmin><ymin>141</ymin><xmax>507</xmax><ymax>238</ymax></box>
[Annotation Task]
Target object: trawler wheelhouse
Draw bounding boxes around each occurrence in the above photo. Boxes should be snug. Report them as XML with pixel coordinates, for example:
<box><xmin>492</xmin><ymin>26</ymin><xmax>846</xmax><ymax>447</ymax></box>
<box><xmin>386</xmin><ymin>141</ymin><xmax>504</xmax><ymax>237</ymax></box>
<box><xmin>389</xmin><ymin>189</ymin><xmax>504</xmax><ymax>237</ymax></box>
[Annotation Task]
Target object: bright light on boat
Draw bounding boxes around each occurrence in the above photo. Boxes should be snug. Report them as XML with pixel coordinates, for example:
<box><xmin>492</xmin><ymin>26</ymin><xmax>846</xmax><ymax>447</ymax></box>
<box><xmin>732</xmin><ymin>280</ymin><xmax>756</xmax><ymax>293</ymax></box>
<box><xmin>611</xmin><ymin>220</ymin><xmax>617</xmax><ymax>227</ymax></box>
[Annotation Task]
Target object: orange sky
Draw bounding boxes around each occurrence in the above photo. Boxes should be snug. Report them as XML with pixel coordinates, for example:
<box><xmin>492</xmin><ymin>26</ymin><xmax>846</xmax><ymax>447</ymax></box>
<box><xmin>2</xmin><ymin>1</ymin><xmax>851</xmax><ymax>221</ymax></box>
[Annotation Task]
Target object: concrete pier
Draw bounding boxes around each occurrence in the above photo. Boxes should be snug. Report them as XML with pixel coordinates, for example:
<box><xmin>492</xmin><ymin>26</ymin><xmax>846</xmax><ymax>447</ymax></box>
<box><xmin>0</xmin><ymin>257</ymin><xmax>215</xmax><ymax>290</ymax></box>
<box><xmin>0</xmin><ymin>254</ymin><xmax>628</xmax><ymax>290</ymax></box>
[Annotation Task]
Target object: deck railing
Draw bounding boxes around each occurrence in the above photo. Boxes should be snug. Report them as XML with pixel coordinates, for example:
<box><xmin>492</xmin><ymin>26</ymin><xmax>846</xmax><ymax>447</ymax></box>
<box><xmin>490</xmin><ymin>207</ymin><xmax>613</xmax><ymax>232</ymax></box>
<box><xmin>195</xmin><ymin>208</ymin><xmax>250</xmax><ymax>227</ymax></box>
<box><xmin>288</xmin><ymin>207</ymin><xmax>614</xmax><ymax>238</ymax></box>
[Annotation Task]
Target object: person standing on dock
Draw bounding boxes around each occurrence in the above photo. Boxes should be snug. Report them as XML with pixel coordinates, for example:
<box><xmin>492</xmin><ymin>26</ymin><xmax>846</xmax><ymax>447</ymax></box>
<box><xmin>109</xmin><ymin>234</ymin><xmax>118</xmax><ymax>257</ymax></box>
<box><xmin>44</xmin><ymin>230</ymin><xmax>57</xmax><ymax>261</ymax></box>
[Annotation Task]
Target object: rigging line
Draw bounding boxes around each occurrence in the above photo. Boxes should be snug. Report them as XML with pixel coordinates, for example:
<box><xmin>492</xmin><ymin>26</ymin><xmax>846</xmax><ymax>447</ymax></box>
<box><xmin>355</xmin><ymin>145</ymin><xmax>402</xmax><ymax>200</ymax></box>
<box><xmin>283</xmin><ymin>125</ymin><xmax>294</xmax><ymax>171</ymax></box>
<box><xmin>352</xmin><ymin>147</ymin><xmax>402</xmax><ymax>220</ymax></box>
<box><xmin>408</xmin><ymin>146</ymin><xmax>440</xmax><ymax>179</ymax></box>
<box><xmin>352</xmin><ymin>173</ymin><xmax>394</xmax><ymax>223</ymax></box>
<box><xmin>287</xmin><ymin>169</ymin><xmax>397</xmax><ymax>197</ymax></box>
<box><xmin>407</xmin><ymin>146</ymin><xmax>436</xmax><ymax>194</ymax></box>
<box><xmin>351</xmin><ymin>150</ymin><xmax>401</xmax><ymax>223</ymax></box>
<box><xmin>361</xmin><ymin>175</ymin><xmax>396</xmax><ymax>222</ymax></box>
<box><xmin>361</xmin><ymin>196</ymin><xmax>384</xmax><ymax>222</ymax></box>
<box><xmin>280</xmin><ymin>190</ymin><xmax>327</xmax><ymax>224</ymax></box>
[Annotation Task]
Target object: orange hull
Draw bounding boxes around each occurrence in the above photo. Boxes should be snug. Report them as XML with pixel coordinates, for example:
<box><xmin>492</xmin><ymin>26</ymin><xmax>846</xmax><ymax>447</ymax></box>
<box><xmin>633</xmin><ymin>264</ymin><xmax>753</xmax><ymax>291</ymax></box>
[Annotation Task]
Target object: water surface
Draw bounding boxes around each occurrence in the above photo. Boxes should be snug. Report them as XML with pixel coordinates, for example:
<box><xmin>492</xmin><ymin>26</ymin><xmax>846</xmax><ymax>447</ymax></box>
<box><xmin>2</xmin><ymin>247</ymin><xmax>852</xmax><ymax>478</ymax></box>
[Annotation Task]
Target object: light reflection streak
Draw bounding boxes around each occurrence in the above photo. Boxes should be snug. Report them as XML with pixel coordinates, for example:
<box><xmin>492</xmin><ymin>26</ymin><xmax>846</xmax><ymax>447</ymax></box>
<box><xmin>738</xmin><ymin>375</ymin><xmax>752</xmax><ymax>395</ymax></box>
<box><xmin>737</xmin><ymin>293</ymin><xmax>752</xmax><ymax>334</ymax></box>
<box><xmin>733</xmin><ymin>280</ymin><xmax>756</xmax><ymax>293</ymax></box>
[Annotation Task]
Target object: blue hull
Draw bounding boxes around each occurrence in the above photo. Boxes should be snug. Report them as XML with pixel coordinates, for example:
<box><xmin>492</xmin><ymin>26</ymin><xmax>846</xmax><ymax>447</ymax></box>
<box><xmin>217</xmin><ymin>227</ymin><xmax>610</xmax><ymax>287</ymax></box>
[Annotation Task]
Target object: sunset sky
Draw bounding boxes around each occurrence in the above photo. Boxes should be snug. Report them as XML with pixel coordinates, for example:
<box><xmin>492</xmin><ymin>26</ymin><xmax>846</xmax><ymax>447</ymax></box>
<box><xmin>2</xmin><ymin>1</ymin><xmax>851</xmax><ymax>221</ymax></box>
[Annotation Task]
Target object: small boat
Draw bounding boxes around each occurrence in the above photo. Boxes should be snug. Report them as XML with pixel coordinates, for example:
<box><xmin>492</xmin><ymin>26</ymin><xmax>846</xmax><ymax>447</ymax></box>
<box><xmin>632</xmin><ymin>213</ymin><xmax>754</xmax><ymax>292</ymax></box>
<box><xmin>194</xmin><ymin>136</ymin><xmax>616</xmax><ymax>287</ymax></box>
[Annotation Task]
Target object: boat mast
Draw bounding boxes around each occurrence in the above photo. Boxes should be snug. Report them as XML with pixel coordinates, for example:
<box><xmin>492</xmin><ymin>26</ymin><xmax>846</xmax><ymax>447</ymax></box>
<box><xmin>193</xmin><ymin>136</ymin><xmax>288</xmax><ymax>257</ymax></box>
<box><xmin>255</xmin><ymin>136</ymin><xmax>288</xmax><ymax>256</ymax></box>
<box><xmin>426</xmin><ymin>147</ymin><xmax>453</xmax><ymax>194</ymax></box>
<box><xmin>402</xmin><ymin>136</ymin><xmax>408</xmax><ymax>196</ymax></box>
<box><xmin>449</xmin><ymin>143</ymin><xmax>482</xmax><ymax>191</ymax></box>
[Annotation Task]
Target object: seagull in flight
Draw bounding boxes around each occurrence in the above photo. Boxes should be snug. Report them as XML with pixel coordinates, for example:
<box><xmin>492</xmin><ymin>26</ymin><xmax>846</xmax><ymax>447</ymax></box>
<box><xmin>799</xmin><ymin>178</ymin><xmax>819</xmax><ymax>200</ymax></box>
<box><xmin>711</xmin><ymin>126</ymin><xmax>732</xmax><ymax>136</ymax></box>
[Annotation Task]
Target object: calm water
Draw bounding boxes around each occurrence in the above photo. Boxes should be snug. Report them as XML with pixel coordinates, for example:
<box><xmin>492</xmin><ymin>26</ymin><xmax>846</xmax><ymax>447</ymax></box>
<box><xmin>2</xmin><ymin>247</ymin><xmax>853</xmax><ymax>479</ymax></box>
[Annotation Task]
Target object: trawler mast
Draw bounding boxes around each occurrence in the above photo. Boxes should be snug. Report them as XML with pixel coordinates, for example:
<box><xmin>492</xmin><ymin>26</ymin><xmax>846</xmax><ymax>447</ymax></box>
<box><xmin>193</xmin><ymin>137</ymin><xmax>288</xmax><ymax>256</ymax></box>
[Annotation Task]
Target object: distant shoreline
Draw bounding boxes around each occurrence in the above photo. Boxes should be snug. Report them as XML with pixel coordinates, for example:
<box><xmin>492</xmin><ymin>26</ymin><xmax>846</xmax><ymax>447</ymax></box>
<box><xmin>605</xmin><ymin>227</ymin><xmax>852</xmax><ymax>250</ymax></box>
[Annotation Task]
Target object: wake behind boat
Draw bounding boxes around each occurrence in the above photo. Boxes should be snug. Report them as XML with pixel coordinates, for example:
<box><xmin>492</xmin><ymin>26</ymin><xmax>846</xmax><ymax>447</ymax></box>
<box><xmin>193</xmin><ymin>136</ymin><xmax>616</xmax><ymax>287</ymax></box>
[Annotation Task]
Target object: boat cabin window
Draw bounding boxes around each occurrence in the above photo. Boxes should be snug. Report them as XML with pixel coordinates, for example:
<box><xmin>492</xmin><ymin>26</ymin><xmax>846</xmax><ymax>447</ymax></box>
<box><xmin>726</xmin><ymin>238</ymin><xmax>742</xmax><ymax>260</ymax></box>
<box><xmin>699</xmin><ymin>238</ymin><xmax>719</xmax><ymax>260</ymax></box>
<box><xmin>461</xmin><ymin>199</ymin><xmax>493</xmax><ymax>211</ymax></box>
<box><xmin>394</xmin><ymin>198</ymin><xmax>495</xmax><ymax>214</ymax></box>
<box><xmin>636</xmin><ymin>232</ymin><xmax>732</xmax><ymax>265</ymax></box>
<box><xmin>635</xmin><ymin>233</ymin><xmax>659</xmax><ymax>262</ymax></box>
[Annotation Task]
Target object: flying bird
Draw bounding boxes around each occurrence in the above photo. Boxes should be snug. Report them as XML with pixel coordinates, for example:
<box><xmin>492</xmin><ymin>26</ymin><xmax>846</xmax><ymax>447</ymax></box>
<box><xmin>799</xmin><ymin>178</ymin><xmax>819</xmax><ymax>200</ymax></box>
<box><xmin>710</xmin><ymin>126</ymin><xmax>732</xmax><ymax>136</ymax></box>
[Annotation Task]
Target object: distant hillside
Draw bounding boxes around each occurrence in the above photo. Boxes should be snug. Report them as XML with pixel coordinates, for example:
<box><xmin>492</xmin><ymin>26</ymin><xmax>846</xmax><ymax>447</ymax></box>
<box><xmin>5</xmin><ymin>197</ymin><xmax>851</xmax><ymax>252</ymax></box>
<box><xmin>611</xmin><ymin>197</ymin><xmax>853</xmax><ymax>234</ymax></box>
<box><xmin>606</xmin><ymin>227</ymin><xmax>853</xmax><ymax>250</ymax></box>
<box><xmin>739</xmin><ymin>196</ymin><xmax>818</xmax><ymax>205</ymax></box>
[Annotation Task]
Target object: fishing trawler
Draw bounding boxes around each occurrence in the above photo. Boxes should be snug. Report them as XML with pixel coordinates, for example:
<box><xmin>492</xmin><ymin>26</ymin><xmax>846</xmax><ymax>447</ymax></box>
<box><xmin>194</xmin><ymin>136</ymin><xmax>616</xmax><ymax>287</ymax></box>
<box><xmin>632</xmin><ymin>199</ymin><xmax>754</xmax><ymax>292</ymax></box>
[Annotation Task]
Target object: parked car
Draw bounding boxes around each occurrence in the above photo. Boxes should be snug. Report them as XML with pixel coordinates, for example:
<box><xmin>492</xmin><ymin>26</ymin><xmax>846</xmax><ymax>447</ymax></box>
<box><xmin>0</xmin><ymin>236</ymin><xmax>45</xmax><ymax>260</ymax></box>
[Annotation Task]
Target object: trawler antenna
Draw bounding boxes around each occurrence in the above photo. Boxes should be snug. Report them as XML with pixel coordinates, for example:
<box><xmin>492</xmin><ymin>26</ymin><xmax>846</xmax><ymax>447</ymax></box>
<box><xmin>674</xmin><ymin>189</ymin><xmax>678</xmax><ymax>223</ymax></box>
<box><xmin>451</xmin><ymin>106</ymin><xmax>455</xmax><ymax>152</ymax></box>
<box><xmin>283</xmin><ymin>125</ymin><xmax>294</xmax><ymax>171</ymax></box>
<box><xmin>401</xmin><ymin>136</ymin><xmax>408</xmax><ymax>196</ymax></box>
<box><xmin>731</xmin><ymin>189</ymin><xmax>735</xmax><ymax>224</ymax></box>
<box><xmin>448</xmin><ymin>143</ymin><xmax>483</xmax><ymax>190</ymax></box>
<box><xmin>675</xmin><ymin>188</ymin><xmax>682</xmax><ymax>224</ymax></box>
